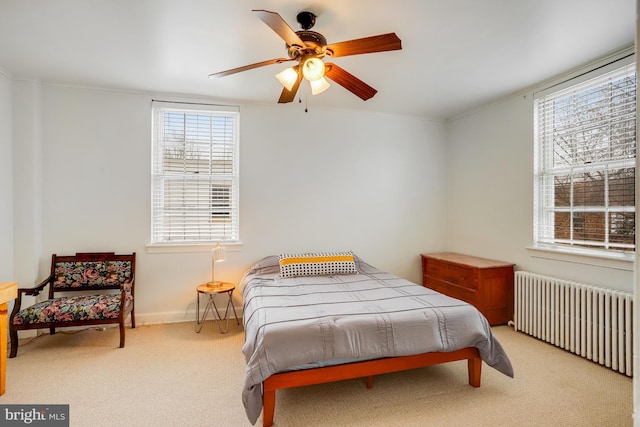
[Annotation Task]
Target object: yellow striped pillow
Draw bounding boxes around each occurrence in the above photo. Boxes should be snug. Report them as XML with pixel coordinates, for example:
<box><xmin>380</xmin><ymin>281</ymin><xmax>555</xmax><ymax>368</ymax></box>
<box><xmin>278</xmin><ymin>252</ymin><xmax>358</xmax><ymax>277</ymax></box>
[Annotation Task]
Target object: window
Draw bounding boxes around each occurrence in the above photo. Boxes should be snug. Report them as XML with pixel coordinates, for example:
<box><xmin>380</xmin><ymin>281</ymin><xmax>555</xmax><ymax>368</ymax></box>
<box><xmin>151</xmin><ymin>101</ymin><xmax>239</xmax><ymax>244</ymax></box>
<box><xmin>534</xmin><ymin>58</ymin><xmax>636</xmax><ymax>256</ymax></box>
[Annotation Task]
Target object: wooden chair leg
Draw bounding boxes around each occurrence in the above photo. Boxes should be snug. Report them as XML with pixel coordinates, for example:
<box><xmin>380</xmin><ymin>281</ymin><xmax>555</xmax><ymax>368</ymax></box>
<box><xmin>119</xmin><ymin>322</ymin><xmax>125</xmax><ymax>348</ymax></box>
<box><xmin>0</xmin><ymin>302</ymin><xmax>7</xmax><ymax>394</ymax></box>
<box><xmin>8</xmin><ymin>327</ymin><xmax>17</xmax><ymax>358</ymax></box>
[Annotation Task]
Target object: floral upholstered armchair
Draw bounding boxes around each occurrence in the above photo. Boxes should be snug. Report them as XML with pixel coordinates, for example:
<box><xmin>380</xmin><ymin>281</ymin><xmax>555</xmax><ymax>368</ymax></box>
<box><xmin>9</xmin><ymin>252</ymin><xmax>136</xmax><ymax>357</ymax></box>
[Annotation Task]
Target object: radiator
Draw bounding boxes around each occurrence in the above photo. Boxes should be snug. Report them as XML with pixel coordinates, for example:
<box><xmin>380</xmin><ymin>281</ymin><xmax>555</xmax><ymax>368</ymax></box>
<box><xmin>514</xmin><ymin>271</ymin><xmax>633</xmax><ymax>376</ymax></box>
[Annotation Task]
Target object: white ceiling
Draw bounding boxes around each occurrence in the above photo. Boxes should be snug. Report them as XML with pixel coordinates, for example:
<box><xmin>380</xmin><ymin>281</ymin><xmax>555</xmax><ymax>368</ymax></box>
<box><xmin>0</xmin><ymin>0</ymin><xmax>635</xmax><ymax>120</ymax></box>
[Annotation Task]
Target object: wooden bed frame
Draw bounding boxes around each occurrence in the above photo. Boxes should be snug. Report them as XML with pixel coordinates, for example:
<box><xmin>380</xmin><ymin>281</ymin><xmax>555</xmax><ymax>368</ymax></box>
<box><xmin>261</xmin><ymin>346</ymin><xmax>481</xmax><ymax>427</ymax></box>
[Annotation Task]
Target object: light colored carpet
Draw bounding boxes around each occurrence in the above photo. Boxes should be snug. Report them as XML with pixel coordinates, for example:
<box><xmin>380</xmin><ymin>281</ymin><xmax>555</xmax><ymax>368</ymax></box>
<box><xmin>4</xmin><ymin>322</ymin><xmax>632</xmax><ymax>426</ymax></box>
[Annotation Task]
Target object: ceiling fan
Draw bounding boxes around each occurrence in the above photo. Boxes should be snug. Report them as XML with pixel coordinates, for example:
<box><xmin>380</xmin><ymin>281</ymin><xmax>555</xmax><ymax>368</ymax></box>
<box><xmin>208</xmin><ymin>9</ymin><xmax>402</xmax><ymax>103</ymax></box>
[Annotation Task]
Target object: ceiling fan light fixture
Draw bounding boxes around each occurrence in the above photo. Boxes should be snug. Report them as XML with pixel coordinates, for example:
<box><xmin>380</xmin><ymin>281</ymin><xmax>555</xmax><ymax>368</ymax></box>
<box><xmin>275</xmin><ymin>67</ymin><xmax>298</xmax><ymax>91</ymax></box>
<box><xmin>310</xmin><ymin>77</ymin><xmax>331</xmax><ymax>95</ymax></box>
<box><xmin>302</xmin><ymin>57</ymin><xmax>325</xmax><ymax>81</ymax></box>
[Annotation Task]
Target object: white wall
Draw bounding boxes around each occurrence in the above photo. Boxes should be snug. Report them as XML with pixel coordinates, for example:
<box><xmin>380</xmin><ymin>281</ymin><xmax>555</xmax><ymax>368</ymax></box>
<box><xmin>8</xmin><ymin>73</ymin><xmax>635</xmax><ymax>319</ymax></box>
<box><xmin>238</xmin><ymin>104</ymin><xmax>448</xmax><ymax>278</ymax></box>
<box><xmin>12</xmin><ymin>80</ymin><xmax>42</xmax><ymax>286</ymax></box>
<box><xmin>446</xmin><ymin>89</ymin><xmax>633</xmax><ymax>293</ymax></box>
<box><xmin>15</xmin><ymin>85</ymin><xmax>447</xmax><ymax>323</ymax></box>
<box><xmin>633</xmin><ymin>5</ymin><xmax>639</xmax><ymax>424</ymax></box>
<box><xmin>0</xmin><ymin>70</ymin><xmax>12</xmax><ymax>280</ymax></box>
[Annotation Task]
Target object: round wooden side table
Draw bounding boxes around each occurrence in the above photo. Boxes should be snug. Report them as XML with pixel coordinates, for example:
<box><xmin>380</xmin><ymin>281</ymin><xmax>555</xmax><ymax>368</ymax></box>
<box><xmin>195</xmin><ymin>282</ymin><xmax>240</xmax><ymax>334</ymax></box>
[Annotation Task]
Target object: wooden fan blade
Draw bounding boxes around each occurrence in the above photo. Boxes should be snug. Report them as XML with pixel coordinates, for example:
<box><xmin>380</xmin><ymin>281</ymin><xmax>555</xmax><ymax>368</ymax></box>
<box><xmin>324</xmin><ymin>63</ymin><xmax>377</xmax><ymax>101</ymax></box>
<box><xmin>209</xmin><ymin>58</ymin><xmax>294</xmax><ymax>78</ymax></box>
<box><xmin>278</xmin><ymin>68</ymin><xmax>303</xmax><ymax>103</ymax></box>
<box><xmin>252</xmin><ymin>10</ymin><xmax>307</xmax><ymax>48</ymax></box>
<box><xmin>326</xmin><ymin>33</ymin><xmax>402</xmax><ymax>58</ymax></box>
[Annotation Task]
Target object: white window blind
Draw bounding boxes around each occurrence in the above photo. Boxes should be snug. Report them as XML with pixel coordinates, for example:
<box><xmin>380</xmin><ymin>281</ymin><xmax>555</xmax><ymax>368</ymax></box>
<box><xmin>151</xmin><ymin>101</ymin><xmax>239</xmax><ymax>244</ymax></box>
<box><xmin>534</xmin><ymin>59</ymin><xmax>636</xmax><ymax>254</ymax></box>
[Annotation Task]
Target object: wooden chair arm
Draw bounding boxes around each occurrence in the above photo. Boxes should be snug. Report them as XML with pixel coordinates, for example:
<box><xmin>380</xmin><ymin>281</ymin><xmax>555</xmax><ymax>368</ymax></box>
<box><xmin>120</xmin><ymin>274</ymin><xmax>134</xmax><ymax>294</ymax></box>
<box><xmin>17</xmin><ymin>274</ymin><xmax>53</xmax><ymax>297</ymax></box>
<box><xmin>10</xmin><ymin>274</ymin><xmax>54</xmax><ymax>320</ymax></box>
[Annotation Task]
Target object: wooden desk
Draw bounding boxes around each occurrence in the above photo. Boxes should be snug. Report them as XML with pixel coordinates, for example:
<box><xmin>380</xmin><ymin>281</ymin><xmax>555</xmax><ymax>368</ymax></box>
<box><xmin>0</xmin><ymin>282</ymin><xmax>17</xmax><ymax>395</ymax></box>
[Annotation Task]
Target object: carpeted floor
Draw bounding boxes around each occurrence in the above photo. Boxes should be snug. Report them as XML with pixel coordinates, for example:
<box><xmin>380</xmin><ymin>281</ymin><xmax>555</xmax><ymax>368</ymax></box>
<box><xmin>3</xmin><ymin>322</ymin><xmax>632</xmax><ymax>426</ymax></box>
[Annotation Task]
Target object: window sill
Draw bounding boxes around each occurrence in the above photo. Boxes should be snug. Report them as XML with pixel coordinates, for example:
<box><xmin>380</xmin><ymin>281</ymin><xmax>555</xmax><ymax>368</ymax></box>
<box><xmin>527</xmin><ymin>246</ymin><xmax>633</xmax><ymax>271</ymax></box>
<box><xmin>146</xmin><ymin>242</ymin><xmax>244</xmax><ymax>254</ymax></box>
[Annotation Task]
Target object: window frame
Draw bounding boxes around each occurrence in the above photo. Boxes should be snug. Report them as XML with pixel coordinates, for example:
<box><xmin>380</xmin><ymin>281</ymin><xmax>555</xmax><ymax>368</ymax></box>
<box><xmin>532</xmin><ymin>53</ymin><xmax>636</xmax><ymax>267</ymax></box>
<box><xmin>148</xmin><ymin>101</ymin><xmax>240</xmax><ymax>251</ymax></box>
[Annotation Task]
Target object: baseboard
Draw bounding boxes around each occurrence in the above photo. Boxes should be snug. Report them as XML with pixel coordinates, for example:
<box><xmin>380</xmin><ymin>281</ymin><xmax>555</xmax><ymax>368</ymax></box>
<box><xmin>134</xmin><ymin>306</ymin><xmax>244</xmax><ymax>326</ymax></box>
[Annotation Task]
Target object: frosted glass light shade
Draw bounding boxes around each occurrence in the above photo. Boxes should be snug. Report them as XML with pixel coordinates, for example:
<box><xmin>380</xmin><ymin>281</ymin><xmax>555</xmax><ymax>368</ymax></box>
<box><xmin>302</xmin><ymin>57</ymin><xmax>325</xmax><ymax>81</ymax></box>
<box><xmin>310</xmin><ymin>77</ymin><xmax>331</xmax><ymax>95</ymax></box>
<box><xmin>275</xmin><ymin>67</ymin><xmax>298</xmax><ymax>91</ymax></box>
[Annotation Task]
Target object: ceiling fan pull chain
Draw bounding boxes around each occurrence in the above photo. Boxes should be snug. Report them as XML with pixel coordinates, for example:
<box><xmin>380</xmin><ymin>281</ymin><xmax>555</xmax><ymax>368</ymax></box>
<box><xmin>297</xmin><ymin>95</ymin><xmax>308</xmax><ymax>113</ymax></box>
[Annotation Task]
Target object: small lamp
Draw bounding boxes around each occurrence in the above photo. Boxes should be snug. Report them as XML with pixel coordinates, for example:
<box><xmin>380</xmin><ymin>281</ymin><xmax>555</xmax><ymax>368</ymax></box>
<box><xmin>207</xmin><ymin>243</ymin><xmax>226</xmax><ymax>287</ymax></box>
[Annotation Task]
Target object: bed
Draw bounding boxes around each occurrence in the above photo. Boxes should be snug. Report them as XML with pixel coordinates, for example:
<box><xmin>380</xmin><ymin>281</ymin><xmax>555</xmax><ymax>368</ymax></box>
<box><xmin>239</xmin><ymin>253</ymin><xmax>514</xmax><ymax>426</ymax></box>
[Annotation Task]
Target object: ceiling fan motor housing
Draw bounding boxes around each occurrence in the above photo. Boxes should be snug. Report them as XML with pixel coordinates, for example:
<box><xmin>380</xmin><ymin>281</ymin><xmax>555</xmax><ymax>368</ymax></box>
<box><xmin>288</xmin><ymin>31</ymin><xmax>328</xmax><ymax>59</ymax></box>
<box><xmin>296</xmin><ymin>11</ymin><xmax>316</xmax><ymax>30</ymax></box>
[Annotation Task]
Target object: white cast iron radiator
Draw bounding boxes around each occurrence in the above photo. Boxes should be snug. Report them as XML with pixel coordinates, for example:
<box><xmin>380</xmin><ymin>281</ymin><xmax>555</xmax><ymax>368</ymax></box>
<box><xmin>514</xmin><ymin>271</ymin><xmax>633</xmax><ymax>376</ymax></box>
